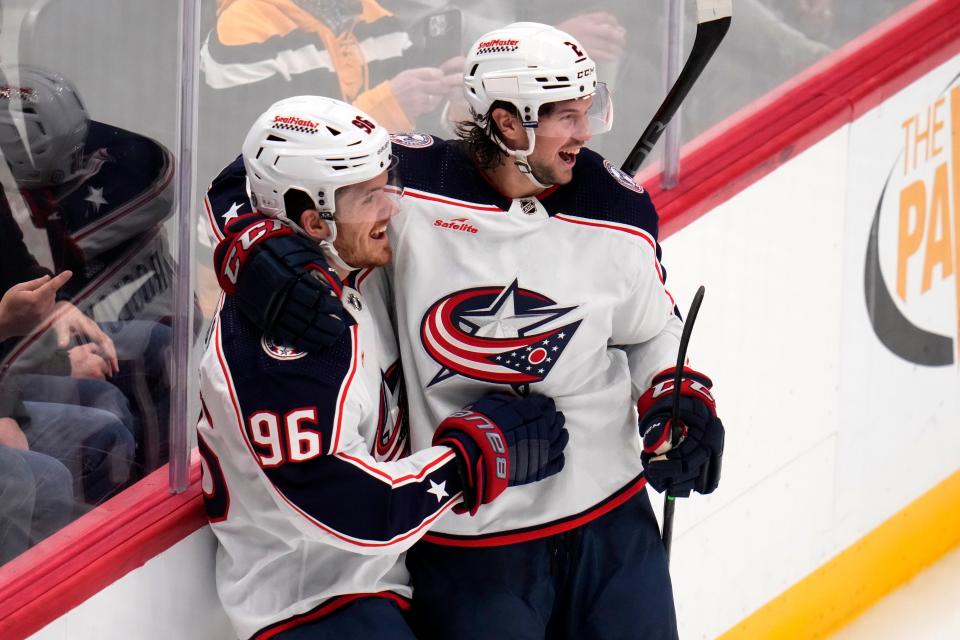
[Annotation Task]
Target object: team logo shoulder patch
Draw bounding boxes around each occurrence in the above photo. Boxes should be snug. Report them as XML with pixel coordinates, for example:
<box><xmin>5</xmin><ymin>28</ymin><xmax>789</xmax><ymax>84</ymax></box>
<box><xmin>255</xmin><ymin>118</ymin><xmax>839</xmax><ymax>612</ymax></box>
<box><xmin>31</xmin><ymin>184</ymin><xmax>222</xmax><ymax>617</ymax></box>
<box><xmin>390</xmin><ymin>133</ymin><xmax>434</xmax><ymax>148</ymax></box>
<box><xmin>603</xmin><ymin>159</ymin><xmax>645</xmax><ymax>194</ymax></box>
<box><xmin>261</xmin><ymin>335</ymin><xmax>307</xmax><ymax>361</ymax></box>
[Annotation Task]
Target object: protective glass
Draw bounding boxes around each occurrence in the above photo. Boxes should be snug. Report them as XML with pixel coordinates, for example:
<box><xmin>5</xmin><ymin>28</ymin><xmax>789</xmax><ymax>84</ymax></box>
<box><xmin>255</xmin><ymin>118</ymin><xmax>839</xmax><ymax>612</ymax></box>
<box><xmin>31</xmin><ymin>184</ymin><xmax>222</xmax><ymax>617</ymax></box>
<box><xmin>534</xmin><ymin>82</ymin><xmax>614</xmax><ymax>139</ymax></box>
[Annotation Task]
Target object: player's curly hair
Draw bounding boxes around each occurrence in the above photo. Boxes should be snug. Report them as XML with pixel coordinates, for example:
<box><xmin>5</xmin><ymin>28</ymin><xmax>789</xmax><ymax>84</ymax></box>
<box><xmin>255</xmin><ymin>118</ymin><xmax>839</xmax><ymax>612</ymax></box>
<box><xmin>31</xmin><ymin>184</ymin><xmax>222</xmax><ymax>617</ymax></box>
<box><xmin>456</xmin><ymin>101</ymin><xmax>557</xmax><ymax>171</ymax></box>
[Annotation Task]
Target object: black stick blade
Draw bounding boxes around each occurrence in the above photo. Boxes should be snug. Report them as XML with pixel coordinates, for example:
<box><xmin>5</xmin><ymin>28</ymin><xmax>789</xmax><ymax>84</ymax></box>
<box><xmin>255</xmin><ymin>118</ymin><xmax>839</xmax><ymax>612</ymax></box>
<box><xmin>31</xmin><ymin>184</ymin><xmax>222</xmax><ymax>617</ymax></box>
<box><xmin>621</xmin><ymin>17</ymin><xmax>731</xmax><ymax>177</ymax></box>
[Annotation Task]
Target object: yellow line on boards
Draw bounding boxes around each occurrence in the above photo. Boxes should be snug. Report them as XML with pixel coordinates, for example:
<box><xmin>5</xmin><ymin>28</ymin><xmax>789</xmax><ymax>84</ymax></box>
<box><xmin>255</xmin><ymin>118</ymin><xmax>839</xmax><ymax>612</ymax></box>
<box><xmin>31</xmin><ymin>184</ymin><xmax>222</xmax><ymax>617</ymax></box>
<box><xmin>719</xmin><ymin>469</ymin><xmax>960</xmax><ymax>640</ymax></box>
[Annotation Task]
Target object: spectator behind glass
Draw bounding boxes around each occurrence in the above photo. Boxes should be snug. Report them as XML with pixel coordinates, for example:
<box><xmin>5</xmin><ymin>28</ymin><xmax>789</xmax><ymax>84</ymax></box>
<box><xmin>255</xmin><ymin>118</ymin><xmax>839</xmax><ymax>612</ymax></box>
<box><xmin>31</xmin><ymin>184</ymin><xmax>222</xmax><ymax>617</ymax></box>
<box><xmin>0</xmin><ymin>66</ymin><xmax>174</xmax><ymax>494</ymax></box>
<box><xmin>0</xmin><ymin>275</ymin><xmax>73</xmax><ymax>566</ymax></box>
<box><xmin>0</xmin><ymin>194</ymin><xmax>136</xmax><ymax>506</ymax></box>
<box><xmin>0</xmin><ymin>443</ymin><xmax>73</xmax><ymax>566</ymax></box>
<box><xmin>197</xmin><ymin>0</ymin><xmax>461</xmax><ymax>196</ymax></box>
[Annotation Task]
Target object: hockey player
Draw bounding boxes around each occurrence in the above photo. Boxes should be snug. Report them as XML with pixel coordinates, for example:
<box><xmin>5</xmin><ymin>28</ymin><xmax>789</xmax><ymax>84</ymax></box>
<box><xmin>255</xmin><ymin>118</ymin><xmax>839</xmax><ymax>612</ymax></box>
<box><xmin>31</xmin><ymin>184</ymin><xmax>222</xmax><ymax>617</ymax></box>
<box><xmin>207</xmin><ymin>23</ymin><xmax>726</xmax><ymax>639</ymax></box>
<box><xmin>197</xmin><ymin>95</ymin><xmax>569</xmax><ymax>639</ymax></box>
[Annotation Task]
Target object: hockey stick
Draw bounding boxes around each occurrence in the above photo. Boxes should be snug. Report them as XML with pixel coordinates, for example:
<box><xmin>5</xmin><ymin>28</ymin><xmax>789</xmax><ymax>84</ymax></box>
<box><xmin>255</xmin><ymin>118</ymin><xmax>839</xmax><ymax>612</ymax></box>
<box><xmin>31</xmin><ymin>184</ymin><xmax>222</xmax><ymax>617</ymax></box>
<box><xmin>661</xmin><ymin>285</ymin><xmax>705</xmax><ymax>562</ymax></box>
<box><xmin>620</xmin><ymin>0</ymin><xmax>732</xmax><ymax>176</ymax></box>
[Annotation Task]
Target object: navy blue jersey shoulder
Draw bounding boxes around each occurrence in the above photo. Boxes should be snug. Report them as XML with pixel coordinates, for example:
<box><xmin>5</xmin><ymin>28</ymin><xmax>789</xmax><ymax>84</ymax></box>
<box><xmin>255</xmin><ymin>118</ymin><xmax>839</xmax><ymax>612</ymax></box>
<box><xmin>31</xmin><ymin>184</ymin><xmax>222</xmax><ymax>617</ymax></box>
<box><xmin>390</xmin><ymin>134</ymin><xmax>511</xmax><ymax>210</ymax></box>
<box><xmin>206</xmin><ymin>154</ymin><xmax>253</xmax><ymax>238</ymax></box>
<box><xmin>540</xmin><ymin>148</ymin><xmax>661</xmax><ymax>242</ymax></box>
<box><xmin>217</xmin><ymin>295</ymin><xmax>353</xmax><ymax>450</ymax></box>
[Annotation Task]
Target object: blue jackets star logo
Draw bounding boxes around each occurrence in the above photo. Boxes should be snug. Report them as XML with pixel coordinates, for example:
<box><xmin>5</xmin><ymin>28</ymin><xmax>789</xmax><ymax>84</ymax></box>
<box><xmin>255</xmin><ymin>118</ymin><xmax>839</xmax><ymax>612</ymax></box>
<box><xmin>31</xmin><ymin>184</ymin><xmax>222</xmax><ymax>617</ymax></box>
<box><xmin>420</xmin><ymin>279</ymin><xmax>581</xmax><ymax>391</ymax></box>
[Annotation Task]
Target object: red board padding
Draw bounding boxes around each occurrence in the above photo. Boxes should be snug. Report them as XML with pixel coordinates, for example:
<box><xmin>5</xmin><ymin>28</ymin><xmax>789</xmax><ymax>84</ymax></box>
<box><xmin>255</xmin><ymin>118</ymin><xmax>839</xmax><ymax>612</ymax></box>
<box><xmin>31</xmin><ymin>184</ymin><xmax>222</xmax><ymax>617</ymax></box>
<box><xmin>2</xmin><ymin>0</ymin><xmax>959</xmax><ymax>637</ymax></box>
<box><xmin>0</xmin><ymin>462</ymin><xmax>207</xmax><ymax>639</ymax></box>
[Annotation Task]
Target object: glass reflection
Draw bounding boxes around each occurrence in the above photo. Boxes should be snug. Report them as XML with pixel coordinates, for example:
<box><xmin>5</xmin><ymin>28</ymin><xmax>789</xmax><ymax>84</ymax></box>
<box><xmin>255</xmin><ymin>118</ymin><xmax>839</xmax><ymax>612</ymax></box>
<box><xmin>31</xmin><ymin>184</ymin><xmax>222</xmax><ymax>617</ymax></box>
<box><xmin>0</xmin><ymin>63</ymin><xmax>175</xmax><ymax>564</ymax></box>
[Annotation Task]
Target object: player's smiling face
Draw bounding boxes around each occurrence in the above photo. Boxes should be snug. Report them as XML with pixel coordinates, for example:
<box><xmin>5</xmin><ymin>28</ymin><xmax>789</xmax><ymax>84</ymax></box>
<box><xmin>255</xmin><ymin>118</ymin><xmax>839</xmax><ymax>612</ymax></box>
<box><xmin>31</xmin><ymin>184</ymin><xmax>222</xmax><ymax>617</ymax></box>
<box><xmin>332</xmin><ymin>171</ymin><xmax>399</xmax><ymax>269</ymax></box>
<box><xmin>527</xmin><ymin>96</ymin><xmax>594</xmax><ymax>185</ymax></box>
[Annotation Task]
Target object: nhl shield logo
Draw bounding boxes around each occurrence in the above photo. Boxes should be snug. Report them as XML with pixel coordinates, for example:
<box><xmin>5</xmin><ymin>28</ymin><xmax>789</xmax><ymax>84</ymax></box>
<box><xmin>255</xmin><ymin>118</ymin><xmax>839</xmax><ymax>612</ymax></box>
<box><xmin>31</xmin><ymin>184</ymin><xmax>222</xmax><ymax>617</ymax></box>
<box><xmin>603</xmin><ymin>159</ymin><xmax>645</xmax><ymax>194</ymax></box>
<box><xmin>420</xmin><ymin>279</ymin><xmax>581</xmax><ymax>393</ymax></box>
<box><xmin>347</xmin><ymin>292</ymin><xmax>363</xmax><ymax>311</ymax></box>
<box><xmin>520</xmin><ymin>199</ymin><xmax>537</xmax><ymax>215</ymax></box>
<box><xmin>261</xmin><ymin>335</ymin><xmax>307</xmax><ymax>361</ymax></box>
<box><xmin>389</xmin><ymin>133</ymin><xmax>434</xmax><ymax>148</ymax></box>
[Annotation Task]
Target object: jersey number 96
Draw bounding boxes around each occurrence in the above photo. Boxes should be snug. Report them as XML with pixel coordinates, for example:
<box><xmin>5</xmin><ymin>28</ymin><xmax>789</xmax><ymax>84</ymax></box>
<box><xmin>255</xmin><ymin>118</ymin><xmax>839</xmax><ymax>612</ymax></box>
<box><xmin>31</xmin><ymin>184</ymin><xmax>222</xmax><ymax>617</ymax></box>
<box><xmin>247</xmin><ymin>408</ymin><xmax>323</xmax><ymax>467</ymax></box>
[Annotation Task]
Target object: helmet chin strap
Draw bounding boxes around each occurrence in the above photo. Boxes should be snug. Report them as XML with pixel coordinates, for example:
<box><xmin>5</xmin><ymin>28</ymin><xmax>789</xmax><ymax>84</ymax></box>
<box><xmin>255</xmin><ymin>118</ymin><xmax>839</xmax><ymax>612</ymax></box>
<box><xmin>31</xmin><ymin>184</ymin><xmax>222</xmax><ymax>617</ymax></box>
<box><xmin>317</xmin><ymin>221</ymin><xmax>360</xmax><ymax>274</ymax></box>
<box><xmin>494</xmin><ymin>128</ymin><xmax>554</xmax><ymax>190</ymax></box>
<box><xmin>283</xmin><ymin>214</ymin><xmax>360</xmax><ymax>275</ymax></box>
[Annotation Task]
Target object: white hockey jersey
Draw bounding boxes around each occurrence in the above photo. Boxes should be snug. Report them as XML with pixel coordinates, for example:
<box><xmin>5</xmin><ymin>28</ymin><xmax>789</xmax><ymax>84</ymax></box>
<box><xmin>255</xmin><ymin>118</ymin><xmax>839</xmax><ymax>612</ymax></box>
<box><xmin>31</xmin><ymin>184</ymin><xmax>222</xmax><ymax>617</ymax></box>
<box><xmin>197</xmin><ymin>267</ymin><xmax>465</xmax><ymax>639</ymax></box>
<box><xmin>385</xmin><ymin>133</ymin><xmax>683</xmax><ymax>545</ymax></box>
<box><xmin>201</xmin><ymin>134</ymin><xmax>685</xmax><ymax>551</ymax></box>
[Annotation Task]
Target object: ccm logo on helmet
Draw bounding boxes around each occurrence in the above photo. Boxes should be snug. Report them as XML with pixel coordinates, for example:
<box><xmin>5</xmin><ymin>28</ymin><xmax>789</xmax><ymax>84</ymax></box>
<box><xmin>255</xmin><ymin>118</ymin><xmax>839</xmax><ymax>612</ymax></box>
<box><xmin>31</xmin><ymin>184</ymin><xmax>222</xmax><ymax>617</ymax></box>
<box><xmin>352</xmin><ymin>116</ymin><xmax>376</xmax><ymax>134</ymax></box>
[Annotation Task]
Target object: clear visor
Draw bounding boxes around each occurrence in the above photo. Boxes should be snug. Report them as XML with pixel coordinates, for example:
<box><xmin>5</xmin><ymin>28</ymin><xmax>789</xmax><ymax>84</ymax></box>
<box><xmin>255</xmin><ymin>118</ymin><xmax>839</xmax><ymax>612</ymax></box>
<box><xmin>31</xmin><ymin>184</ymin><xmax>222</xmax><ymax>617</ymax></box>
<box><xmin>532</xmin><ymin>82</ymin><xmax>613</xmax><ymax>140</ymax></box>
<box><xmin>384</xmin><ymin>168</ymin><xmax>404</xmax><ymax>210</ymax></box>
<box><xmin>337</xmin><ymin>163</ymin><xmax>403</xmax><ymax>224</ymax></box>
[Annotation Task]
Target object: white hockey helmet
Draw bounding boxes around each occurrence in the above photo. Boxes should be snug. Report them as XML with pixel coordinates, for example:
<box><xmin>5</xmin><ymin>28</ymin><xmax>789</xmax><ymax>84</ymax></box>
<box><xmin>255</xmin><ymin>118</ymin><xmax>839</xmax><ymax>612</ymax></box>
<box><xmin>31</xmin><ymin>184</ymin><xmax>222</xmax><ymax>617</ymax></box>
<box><xmin>0</xmin><ymin>66</ymin><xmax>89</xmax><ymax>187</ymax></box>
<box><xmin>462</xmin><ymin>23</ymin><xmax>613</xmax><ymax>187</ymax></box>
<box><xmin>242</xmin><ymin>95</ymin><xmax>393</xmax><ymax>221</ymax></box>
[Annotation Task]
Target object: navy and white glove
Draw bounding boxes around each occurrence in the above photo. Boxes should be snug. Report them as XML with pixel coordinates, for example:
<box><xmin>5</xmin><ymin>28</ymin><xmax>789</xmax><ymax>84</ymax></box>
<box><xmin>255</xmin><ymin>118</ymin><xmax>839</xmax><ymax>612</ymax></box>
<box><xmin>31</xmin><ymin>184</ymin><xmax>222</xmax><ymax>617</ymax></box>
<box><xmin>433</xmin><ymin>393</ymin><xmax>568</xmax><ymax>516</ymax></box>
<box><xmin>214</xmin><ymin>214</ymin><xmax>353</xmax><ymax>351</ymax></box>
<box><xmin>637</xmin><ymin>367</ymin><xmax>724</xmax><ymax>498</ymax></box>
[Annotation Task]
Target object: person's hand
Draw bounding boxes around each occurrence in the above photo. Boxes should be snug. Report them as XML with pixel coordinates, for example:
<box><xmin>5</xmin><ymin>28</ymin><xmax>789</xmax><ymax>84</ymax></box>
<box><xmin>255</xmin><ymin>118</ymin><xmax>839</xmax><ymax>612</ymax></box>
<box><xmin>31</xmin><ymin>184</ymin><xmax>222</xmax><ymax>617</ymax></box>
<box><xmin>638</xmin><ymin>368</ymin><xmax>724</xmax><ymax>497</ymax></box>
<box><xmin>68</xmin><ymin>343</ymin><xmax>114</xmax><ymax>380</ymax></box>
<box><xmin>0</xmin><ymin>417</ymin><xmax>29</xmax><ymax>450</ymax></box>
<box><xmin>50</xmin><ymin>302</ymin><xmax>118</xmax><ymax>374</ymax></box>
<box><xmin>440</xmin><ymin>56</ymin><xmax>465</xmax><ymax>99</ymax></box>
<box><xmin>214</xmin><ymin>213</ymin><xmax>353</xmax><ymax>352</ymax></box>
<box><xmin>438</xmin><ymin>56</ymin><xmax>470</xmax><ymax>124</ymax></box>
<box><xmin>555</xmin><ymin>12</ymin><xmax>627</xmax><ymax>63</ymax></box>
<box><xmin>433</xmin><ymin>393</ymin><xmax>568</xmax><ymax>516</ymax></box>
<box><xmin>390</xmin><ymin>67</ymin><xmax>450</xmax><ymax>120</ymax></box>
<box><xmin>0</xmin><ymin>271</ymin><xmax>72</xmax><ymax>340</ymax></box>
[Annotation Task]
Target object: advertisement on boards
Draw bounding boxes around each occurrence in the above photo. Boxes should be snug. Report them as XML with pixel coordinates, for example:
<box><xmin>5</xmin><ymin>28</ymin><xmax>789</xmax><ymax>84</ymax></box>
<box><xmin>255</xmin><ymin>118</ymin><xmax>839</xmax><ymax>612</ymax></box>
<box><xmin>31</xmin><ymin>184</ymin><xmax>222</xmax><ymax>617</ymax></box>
<box><xmin>837</xmin><ymin>57</ymin><xmax>960</xmax><ymax>540</ymax></box>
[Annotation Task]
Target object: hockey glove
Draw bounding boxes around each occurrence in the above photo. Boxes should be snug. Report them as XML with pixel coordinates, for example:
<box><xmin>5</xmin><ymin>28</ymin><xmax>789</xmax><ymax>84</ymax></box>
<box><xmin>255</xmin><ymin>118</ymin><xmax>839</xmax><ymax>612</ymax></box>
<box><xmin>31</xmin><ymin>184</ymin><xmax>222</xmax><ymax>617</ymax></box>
<box><xmin>433</xmin><ymin>393</ymin><xmax>568</xmax><ymax>516</ymax></box>
<box><xmin>638</xmin><ymin>367</ymin><xmax>724</xmax><ymax>498</ymax></box>
<box><xmin>214</xmin><ymin>214</ymin><xmax>353</xmax><ymax>351</ymax></box>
